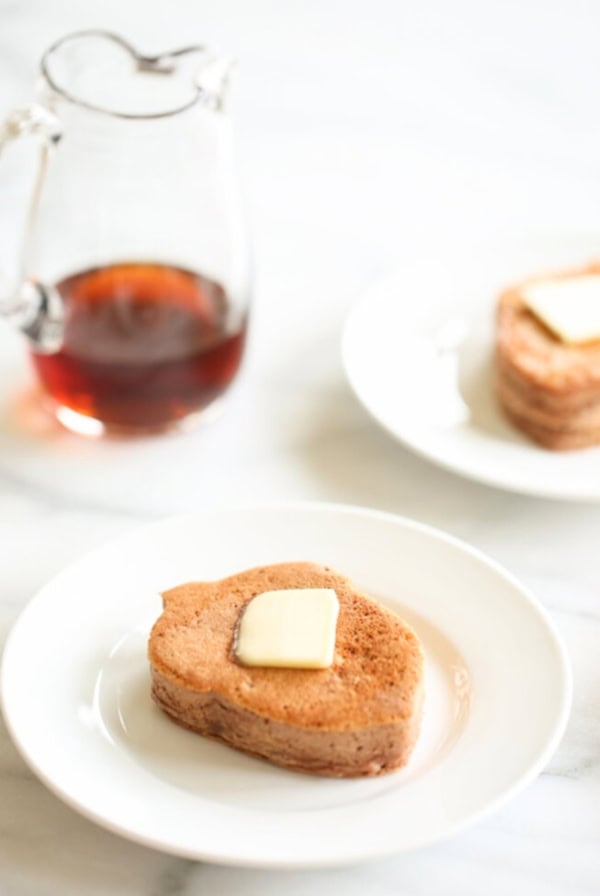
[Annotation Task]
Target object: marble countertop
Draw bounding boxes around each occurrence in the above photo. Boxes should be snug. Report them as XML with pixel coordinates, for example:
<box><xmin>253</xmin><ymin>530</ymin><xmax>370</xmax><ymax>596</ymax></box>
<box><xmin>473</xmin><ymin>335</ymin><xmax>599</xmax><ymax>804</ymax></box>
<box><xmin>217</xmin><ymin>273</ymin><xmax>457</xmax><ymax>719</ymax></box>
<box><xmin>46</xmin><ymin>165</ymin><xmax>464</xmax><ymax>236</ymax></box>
<box><xmin>1</xmin><ymin>1</ymin><xmax>599</xmax><ymax>893</ymax></box>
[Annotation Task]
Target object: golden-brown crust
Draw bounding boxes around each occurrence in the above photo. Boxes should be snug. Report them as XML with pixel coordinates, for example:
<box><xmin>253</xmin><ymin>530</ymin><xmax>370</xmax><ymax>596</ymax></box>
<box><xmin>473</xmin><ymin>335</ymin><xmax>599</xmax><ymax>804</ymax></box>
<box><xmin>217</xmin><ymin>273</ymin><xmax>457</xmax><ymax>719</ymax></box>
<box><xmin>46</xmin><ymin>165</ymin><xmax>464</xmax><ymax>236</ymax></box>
<box><xmin>496</xmin><ymin>352</ymin><xmax>600</xmax><ymax>413</ymax></box>
<box><xmin>497</xmin><ymin>371</ymin><xmax>600</xmax><ymax>430</ymax></box>
<box><xmin>498</xmin><ymin>400</ymin><xmax>600</xmax><ymax>450</ymax></box>
<box><xmin>148</xmin><ymin>562</ymin><xmax>424</xmax><ymax>776</ymax></box>
<box><xmin>149</xmin><ymin>562</ymin><xmax>424</xmax><ymax>730</ymax></box>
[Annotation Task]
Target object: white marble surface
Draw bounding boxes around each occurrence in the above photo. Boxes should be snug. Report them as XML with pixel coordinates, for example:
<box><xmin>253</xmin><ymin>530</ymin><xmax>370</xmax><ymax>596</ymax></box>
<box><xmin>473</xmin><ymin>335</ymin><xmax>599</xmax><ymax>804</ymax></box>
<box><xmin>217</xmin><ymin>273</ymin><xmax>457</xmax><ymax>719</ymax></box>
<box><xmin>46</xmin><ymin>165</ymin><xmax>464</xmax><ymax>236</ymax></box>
<box><xmin>0</xmin><ymin>0</ymin><xmax>599</xmax><ymax>893</ymax></box>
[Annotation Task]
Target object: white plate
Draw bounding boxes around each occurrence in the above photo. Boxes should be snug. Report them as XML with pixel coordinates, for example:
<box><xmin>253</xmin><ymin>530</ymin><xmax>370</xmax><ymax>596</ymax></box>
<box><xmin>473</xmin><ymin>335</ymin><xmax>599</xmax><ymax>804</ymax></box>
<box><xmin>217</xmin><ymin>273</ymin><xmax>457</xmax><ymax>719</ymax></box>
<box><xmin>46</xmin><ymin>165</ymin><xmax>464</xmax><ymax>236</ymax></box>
<box><xmin>1</xmin><ymin>504</ymin><xmax>570</xmax><ymax>868</ymax></box>
<box><xmin>343</xmin><ymin>234</ymin><xmax>600</xmax><ymax>500</ymax></box>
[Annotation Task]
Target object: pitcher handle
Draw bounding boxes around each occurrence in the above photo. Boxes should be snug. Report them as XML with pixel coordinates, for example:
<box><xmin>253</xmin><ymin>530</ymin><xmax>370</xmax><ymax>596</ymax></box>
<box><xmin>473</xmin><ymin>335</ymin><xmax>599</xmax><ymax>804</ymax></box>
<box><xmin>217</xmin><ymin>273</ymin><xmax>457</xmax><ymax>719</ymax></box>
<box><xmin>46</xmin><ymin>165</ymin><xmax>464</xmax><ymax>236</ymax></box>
<box><xmin>0</xmin><ymin>103</ymin><xmax>64</xmax><ymax>353</ymax></box>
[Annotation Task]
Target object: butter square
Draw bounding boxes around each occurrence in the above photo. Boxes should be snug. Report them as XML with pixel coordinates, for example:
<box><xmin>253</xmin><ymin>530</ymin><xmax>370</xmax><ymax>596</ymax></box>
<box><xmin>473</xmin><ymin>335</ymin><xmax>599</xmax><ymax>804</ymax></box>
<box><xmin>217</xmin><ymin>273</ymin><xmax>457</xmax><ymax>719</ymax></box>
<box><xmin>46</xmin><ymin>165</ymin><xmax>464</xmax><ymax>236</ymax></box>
<box><xmin>236</xmin><ymin>588</ymin><xmax>339</xmax><ymax>669</ymax></box>
<box><xmin>521</xmin><ymin>275</ymin><xmax>600</xmax><ymax>344</ymax></box>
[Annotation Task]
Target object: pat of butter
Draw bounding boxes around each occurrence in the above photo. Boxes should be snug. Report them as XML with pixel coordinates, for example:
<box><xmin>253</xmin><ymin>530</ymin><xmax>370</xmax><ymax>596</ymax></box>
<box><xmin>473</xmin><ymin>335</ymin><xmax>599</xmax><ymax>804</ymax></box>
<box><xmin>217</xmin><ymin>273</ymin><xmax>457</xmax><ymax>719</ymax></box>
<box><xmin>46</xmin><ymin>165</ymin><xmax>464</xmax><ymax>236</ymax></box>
<box><xmin>236</xmin><ymin>588</ymin><xmax>339</xmax><ymax>669</ymax></box>
<box><xmin>522</xmin><ymin>275</ymin><xmax>600</xmax><ymax>344</ymax></box>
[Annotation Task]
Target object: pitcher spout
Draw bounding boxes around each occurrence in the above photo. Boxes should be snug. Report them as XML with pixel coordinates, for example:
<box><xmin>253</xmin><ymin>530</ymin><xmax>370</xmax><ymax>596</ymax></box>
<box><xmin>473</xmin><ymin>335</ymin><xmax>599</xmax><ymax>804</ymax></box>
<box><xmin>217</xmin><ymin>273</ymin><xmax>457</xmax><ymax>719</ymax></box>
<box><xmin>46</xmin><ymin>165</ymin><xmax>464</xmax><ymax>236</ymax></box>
<box><xmin>195</xmin><ymin>53</ymin><xmax>236</xmax><ymax>111</ymax></box>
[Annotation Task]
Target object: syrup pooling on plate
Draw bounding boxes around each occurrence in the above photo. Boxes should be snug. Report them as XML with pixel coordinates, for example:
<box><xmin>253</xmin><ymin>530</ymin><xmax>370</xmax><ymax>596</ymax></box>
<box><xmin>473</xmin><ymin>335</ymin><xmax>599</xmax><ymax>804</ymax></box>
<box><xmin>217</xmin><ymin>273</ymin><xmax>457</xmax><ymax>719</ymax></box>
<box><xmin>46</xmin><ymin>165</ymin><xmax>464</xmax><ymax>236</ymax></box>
<box><xmin>31</xmin><ymin>263</ymin><xmax>247</xmax><ymax>430</ymax></box>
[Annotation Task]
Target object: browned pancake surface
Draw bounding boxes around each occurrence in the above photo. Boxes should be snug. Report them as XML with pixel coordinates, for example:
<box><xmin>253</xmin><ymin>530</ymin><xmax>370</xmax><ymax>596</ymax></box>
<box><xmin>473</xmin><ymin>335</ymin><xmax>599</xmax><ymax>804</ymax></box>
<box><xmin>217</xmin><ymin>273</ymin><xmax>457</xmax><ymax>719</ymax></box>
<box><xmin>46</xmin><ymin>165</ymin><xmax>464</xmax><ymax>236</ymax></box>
<box><xmin>149</xmin><ymin>562</ymin><xmax>422</xmax><ymax>730</ymax></box>
<box><xmin>496</xmin><ymin>263</ymin><xmax>600</xmax><ymax>397</ymax></box>
<box><xmin>495</xmin><ymin>263</ymin><xmax>600</xmax><ymax>449</ymax></box>
<box><xmin>148</xmin><ymin>562</ymin><xmax>424</xmax><ymax>777</ymax></box>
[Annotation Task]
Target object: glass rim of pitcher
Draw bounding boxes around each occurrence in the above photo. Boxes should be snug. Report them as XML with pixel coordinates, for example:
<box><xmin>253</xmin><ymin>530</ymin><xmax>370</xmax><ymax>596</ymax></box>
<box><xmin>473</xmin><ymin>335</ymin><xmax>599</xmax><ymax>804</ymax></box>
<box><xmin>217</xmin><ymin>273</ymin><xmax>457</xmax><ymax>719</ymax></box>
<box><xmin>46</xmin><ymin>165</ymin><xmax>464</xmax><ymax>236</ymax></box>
<box><xmin>40</xmin><ymin>29</ymin><xmax>218</xmax><ymax>120</ymax></box>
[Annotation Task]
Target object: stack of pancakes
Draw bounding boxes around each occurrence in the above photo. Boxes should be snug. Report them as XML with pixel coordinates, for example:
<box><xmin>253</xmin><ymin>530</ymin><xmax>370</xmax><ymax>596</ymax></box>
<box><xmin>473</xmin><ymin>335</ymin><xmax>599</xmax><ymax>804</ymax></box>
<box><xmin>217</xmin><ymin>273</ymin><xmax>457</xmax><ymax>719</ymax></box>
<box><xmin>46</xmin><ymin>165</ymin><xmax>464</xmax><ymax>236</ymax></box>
<box><xmin>496</xmin><ymin>265</ymin><xmax>600</xmax><ymax>450</ymax></box>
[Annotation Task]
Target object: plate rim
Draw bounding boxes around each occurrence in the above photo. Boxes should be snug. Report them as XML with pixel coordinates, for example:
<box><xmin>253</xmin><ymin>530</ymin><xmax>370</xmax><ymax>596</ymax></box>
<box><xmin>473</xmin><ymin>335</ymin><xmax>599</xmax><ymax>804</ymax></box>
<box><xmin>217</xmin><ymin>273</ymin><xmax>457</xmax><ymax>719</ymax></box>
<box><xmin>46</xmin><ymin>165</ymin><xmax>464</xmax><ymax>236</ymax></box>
<box><xmin>0</xmin><ymin>501</ymin><xmax>573</xmax><ymax>868</ymax></box>
<box><xmin>342</xmin><ymin>269</ymin><xmax>600</xmax><ymax>502</ymax></box>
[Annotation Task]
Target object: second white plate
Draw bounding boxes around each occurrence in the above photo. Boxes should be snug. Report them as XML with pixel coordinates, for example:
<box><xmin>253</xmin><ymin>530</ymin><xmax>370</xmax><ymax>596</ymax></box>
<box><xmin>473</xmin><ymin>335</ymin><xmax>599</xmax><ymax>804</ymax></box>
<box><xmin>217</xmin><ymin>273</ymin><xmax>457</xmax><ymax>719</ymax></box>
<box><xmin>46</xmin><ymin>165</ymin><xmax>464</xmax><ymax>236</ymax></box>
<box><xmin>343</xmin><ymin>234</ymin><xmax>600</xmax><ymax>500</ymax></box>
<box><xmin>1</xmin><ymin>504</ymin><xmax>570</xmax><ymax>867</ymax></box>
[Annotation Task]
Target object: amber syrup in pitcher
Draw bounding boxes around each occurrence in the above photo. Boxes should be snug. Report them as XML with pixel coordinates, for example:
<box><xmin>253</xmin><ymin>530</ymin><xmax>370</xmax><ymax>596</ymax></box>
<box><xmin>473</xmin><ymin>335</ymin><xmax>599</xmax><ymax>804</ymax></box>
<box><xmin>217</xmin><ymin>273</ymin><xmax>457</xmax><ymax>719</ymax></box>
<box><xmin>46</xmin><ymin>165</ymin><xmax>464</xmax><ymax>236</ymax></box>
<box><xmin>31</xmin><ymin>263</ymin><xmax>247</xmax><ymax>431</ymax></box>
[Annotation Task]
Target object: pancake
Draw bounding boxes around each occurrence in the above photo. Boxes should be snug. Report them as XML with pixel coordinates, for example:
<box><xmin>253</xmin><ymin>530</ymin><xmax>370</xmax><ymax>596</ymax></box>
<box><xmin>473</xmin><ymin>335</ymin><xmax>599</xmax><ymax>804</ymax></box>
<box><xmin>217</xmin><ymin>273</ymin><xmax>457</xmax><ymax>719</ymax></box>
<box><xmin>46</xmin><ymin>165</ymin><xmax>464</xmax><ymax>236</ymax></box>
<box><xmin>148</xmin><ymin>562</ymin><xmax>424</xmax><ymax>777</ymax></box>
<box><xmin>495</xmin><ymin>263</ymin><xmax>600</xmax><ymax>449</ymax></box>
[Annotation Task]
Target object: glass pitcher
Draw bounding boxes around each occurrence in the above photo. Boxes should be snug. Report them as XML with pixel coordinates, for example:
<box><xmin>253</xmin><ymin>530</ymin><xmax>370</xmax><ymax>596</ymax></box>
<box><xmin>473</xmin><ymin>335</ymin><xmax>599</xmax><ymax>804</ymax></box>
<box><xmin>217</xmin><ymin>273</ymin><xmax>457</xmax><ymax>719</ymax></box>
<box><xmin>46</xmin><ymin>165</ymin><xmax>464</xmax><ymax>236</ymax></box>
<box><xmin>0</xmin><ymin>30</ymin><xmax>250</xmax><ymax>435</ymax></box>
